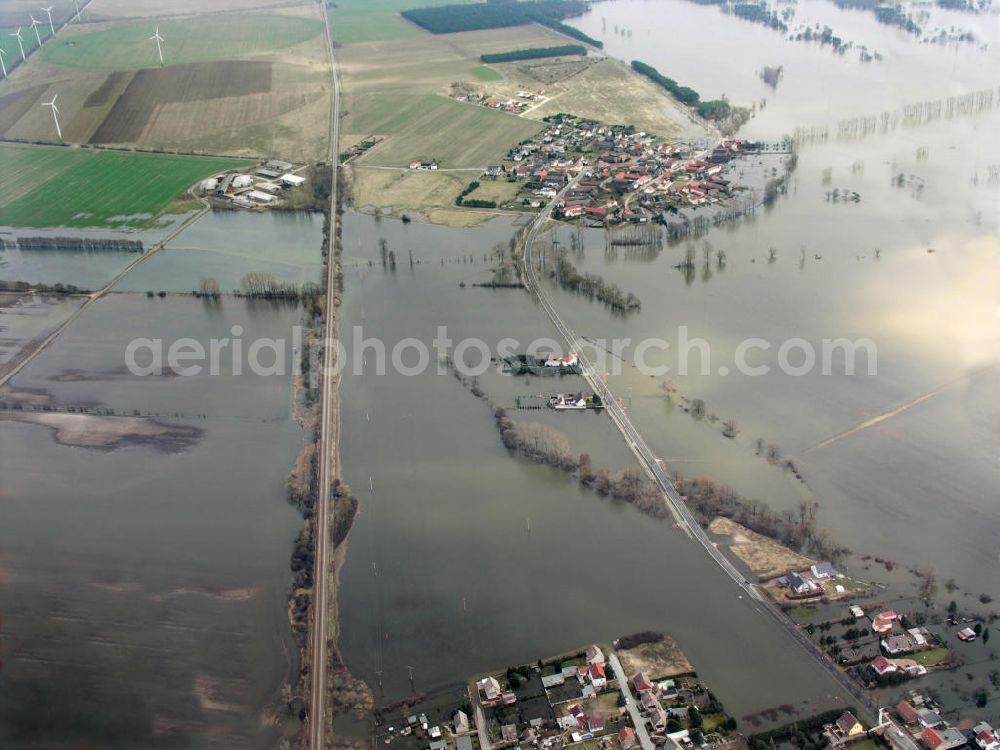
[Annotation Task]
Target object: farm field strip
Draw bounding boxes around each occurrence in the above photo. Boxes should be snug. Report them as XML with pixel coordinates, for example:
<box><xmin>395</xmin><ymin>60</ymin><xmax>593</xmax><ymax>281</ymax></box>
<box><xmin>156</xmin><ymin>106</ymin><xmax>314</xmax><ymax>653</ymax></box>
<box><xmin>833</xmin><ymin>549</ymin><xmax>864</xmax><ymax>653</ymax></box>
<box><xmin>40</xmin><ymin>12</ymin><xmax>324</xmax><ymax>70</ymax></box>
<box><xmin>327</xmin><ymin>0</ymin><xmax>478</xmax><ymax>45</ymax></box>
<box><xmin>0</xmin><ymin>144</ymin><xmax>251</xmax><ymax>228</ymax></box>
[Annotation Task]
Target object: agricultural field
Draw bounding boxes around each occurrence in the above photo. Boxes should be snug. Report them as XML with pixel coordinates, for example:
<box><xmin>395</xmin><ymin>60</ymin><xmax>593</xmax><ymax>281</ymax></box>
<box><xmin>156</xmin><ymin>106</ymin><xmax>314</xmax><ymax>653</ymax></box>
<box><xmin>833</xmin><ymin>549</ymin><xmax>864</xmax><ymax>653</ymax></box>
<box><xmin>40</xmin><ymin>13</ymin><xmax>325</xmax><ymax>70</ymax></box>
<box><xmin>0</xmin><ymin>144</ymin><xmax>250</xmax><ymax>228</ymax></box>
<box><xmin>86</xmin><ymin>0</ymin><xmax>306</xmax><ymax>21</ymax></box>
<box><xmin>472</xmin><ymin>64</ymin><xmax>502</xmax><ymax>81</ymax></box>
<box><xmin>338</xmin><ymin>26</ymin><xmax>563</xmax><ymax>171</ymax></box>
<box><xmin>348</xmin><ymin>167</ymin><xmax>497</xmax><ymax>227</ymax></box>
<box><xmin>0</xmin><ymin>7</ymin><xmax>332</xmax><ymax>159</ymax></box>
<box><xmin>327</xmin><ymin>0</ymin><xmax>477</xmax><ymax>45</ymax></box>
<box><xmin>466</xmin><ymin>179</ymin><xmax>522</xmax><ymax>207</ymax></box>
<box><xmin>348</xmin><ymin>93</ymin><xmax>541</xmax><ymax>168</ymax></box>
<box><xmin>523</xmin><ymin>58</ymin><xmax>701</xmax><ymax>139</ymax></box>
<box><xmin>0</xmin><ymin>22</ymin><xmax>53</xmax><ymax>65</ymax></box>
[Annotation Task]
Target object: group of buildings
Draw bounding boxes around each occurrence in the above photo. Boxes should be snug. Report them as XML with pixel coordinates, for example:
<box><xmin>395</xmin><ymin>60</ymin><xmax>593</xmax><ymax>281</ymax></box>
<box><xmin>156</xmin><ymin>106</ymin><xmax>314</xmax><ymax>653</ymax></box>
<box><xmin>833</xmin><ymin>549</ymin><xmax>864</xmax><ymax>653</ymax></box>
<box><xmin>202</xmin><ymin>159</ymin><xmax>306</xmax><ymax>208</ymax></box>
<box><xmin>480</xmin><ymin>115</ymin><xmax>769</xmax><ymax>225</ymax></box>
<box><xmin>775</xmin><ymin>561</ymin><xmax>844</xmax><ymax>598</ymax></box>
<box><xmin>456</xmin><ymin>87</ymin><xmax>548</xmax><ymax>115</ymax></box>
<box><xmin>891</xmin><ymin>693</ymin><xmax>998</xmax><ymax>750</ymax></box>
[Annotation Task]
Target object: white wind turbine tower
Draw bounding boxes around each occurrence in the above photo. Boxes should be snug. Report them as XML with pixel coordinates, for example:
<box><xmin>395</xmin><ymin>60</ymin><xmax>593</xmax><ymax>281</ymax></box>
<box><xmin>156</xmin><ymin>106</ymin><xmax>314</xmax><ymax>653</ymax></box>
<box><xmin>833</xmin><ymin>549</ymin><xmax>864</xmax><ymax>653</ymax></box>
<box><xmin>11</xmin><ymin>28</ymin><xmax>26</xmax><ymax>63</ymax></box>
<box><xmin>150</xmin><ymin>26</ymin><xmax>164</xmax><ymax>66</ymax></box>
<box><xmin>41</xmin><ymin>6</ymin><xmax>55</xmax><ymax>35</ymax></box>
<box><xmin>29</xmin><ymin>15</ymin><xmax>42</xmax><ymax>47</ymax></box>
<box><xmin>42</xmin><ymin>94</ymin><xmax>62</xmax><ymax>141</ymax></box>
<box><xmin>0</xmin><ymin>48</ymin><xmax>7</xmax><ymax>79</ymax></box>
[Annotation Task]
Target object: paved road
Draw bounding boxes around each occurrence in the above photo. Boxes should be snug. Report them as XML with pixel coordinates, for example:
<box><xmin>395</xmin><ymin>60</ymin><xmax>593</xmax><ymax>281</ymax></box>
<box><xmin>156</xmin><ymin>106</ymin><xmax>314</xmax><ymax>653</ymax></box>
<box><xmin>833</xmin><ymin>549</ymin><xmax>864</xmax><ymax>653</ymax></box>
<box><xmin>877</xmin><ymin>711</ymin><xmax>921</xmax><ymax>750</ymax></box>
<box><xmin>475</xmin><ymin>702</ymin><xmax>493</xmax><ymax>750</ymax></box>
<box><xmin>519</xmin><ymin>174</ymin><xmax>878</xmax><ymax>726</ymax></box>
<box><xmin>608</xmin><ymin>652</ymin><xmax>655</xmax><ymax>750</ymax></box>
<box><xmin>309</xmin><ymin>1</ymin><xmax>342</xmax><ymax>748</ymax></box>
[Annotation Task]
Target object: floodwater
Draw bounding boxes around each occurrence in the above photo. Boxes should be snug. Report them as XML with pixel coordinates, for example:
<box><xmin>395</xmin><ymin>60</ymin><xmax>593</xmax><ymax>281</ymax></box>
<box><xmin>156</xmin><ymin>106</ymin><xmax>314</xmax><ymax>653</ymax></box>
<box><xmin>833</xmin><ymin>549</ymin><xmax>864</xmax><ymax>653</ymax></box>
<box><xmin>336</xmin><ymin>213</ymin><xmax>857</xmax><ymax>724</ymax></box>
<box><xmin>337</xmin><ymin>0</ymin><xmax>1000</xmax><ymax>727</ymax></box>
<box><xmin>0</xmin><ymin>213</ymin><xmax>318</xmax><ymax>747</ymax></box>
<box><xmin>563</xmin><ymin>0</ymin><xmax>1000</xmax><ymax>599</ymax></box>
<box><xmin>117</xmin><ymin>210</ymin><xmax>325</xmax><ymax>294</ymax></box>
<box><xmin>0</xmin><ymin>214</ymin><xmax>199</xmax><ymax>289</ymax></box>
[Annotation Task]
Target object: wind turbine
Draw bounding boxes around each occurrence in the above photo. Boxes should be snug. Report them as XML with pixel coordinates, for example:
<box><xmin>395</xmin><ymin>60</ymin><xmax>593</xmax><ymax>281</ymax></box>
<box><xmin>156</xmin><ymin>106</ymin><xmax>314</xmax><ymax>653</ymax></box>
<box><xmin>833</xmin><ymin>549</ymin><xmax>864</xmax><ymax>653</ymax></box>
<box><xmin>42</xmin><ymin>94</ymin><xmax>62</xmax><ymax>141</ymax></box>
<box><xmin>29</xmin><ymin>15</ymin><xmax>42</xmax><ymax>47</ymax></box>
<box><xmin>11</xmin><ymin>28</ymin><xmax>26</xmax><ymax>63</ymax></box>
<box><xmin>41</xmin><ymin>6</ymin><xmax>55</xmax><ymax>35</ymax></box>
<box><xmin>0</xmin><ymin>48</ymin><xmax>7</xmax><ymax>79</ymax></box>
<box><xmin>150</xmin><ymin>26</ymin><xmax>164</xmax><ymax>66</ymax></box>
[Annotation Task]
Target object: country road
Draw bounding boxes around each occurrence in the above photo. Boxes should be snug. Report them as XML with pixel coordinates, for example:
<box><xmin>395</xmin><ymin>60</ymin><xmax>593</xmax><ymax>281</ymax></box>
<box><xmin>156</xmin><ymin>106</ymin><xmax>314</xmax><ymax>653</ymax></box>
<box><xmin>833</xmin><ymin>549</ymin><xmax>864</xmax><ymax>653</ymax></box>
<box><xmin>608</xmin><ymin>653</ymin><xmax>655</xmax><ymax>750</ymax></box>
<box><xmin>308</xmin><ymin>0</ymin><xmax>342</xmax><ymax>747</ymax></box>
<box><xmin>519</xmin><ymin>172</ymin><xmax>879</xmax><ymax>726</ymax></box>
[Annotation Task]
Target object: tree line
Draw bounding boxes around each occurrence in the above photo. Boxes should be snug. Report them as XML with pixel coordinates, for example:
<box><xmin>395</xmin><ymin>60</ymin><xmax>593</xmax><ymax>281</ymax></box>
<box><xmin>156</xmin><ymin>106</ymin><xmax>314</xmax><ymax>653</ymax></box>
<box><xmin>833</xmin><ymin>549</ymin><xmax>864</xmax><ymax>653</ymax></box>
<box><xmin>456</xmin><ymin>181</ymin><xmax>497</xmax><ymax>209</ymax></box>
<box><xmin>673</xmin><ymin>475</ymin><xmax>850</xmax><ymax>563</ymax></box>
<box><xmin>2</xmin><ymin>236</ymin><xmax>143</xmax><ymax>252</ymax></box>
<box><xmin>481</xmin><ymin>44</ymin><xmax>586</xmax><ymax>63</ymax></box>
<box><xmin>630</xmin><ymin>60</ymin><xmax>731</xmax><ymax>120</ymax></box>
<box><xmin>547</xmin><ymin>245</ymin><xmax>641</xmax><ymax>314</ymax></box>
<box><xmin>402</xmin><ymin>1</ymin><xmax>602</xmax><ymax>47</ymax></box>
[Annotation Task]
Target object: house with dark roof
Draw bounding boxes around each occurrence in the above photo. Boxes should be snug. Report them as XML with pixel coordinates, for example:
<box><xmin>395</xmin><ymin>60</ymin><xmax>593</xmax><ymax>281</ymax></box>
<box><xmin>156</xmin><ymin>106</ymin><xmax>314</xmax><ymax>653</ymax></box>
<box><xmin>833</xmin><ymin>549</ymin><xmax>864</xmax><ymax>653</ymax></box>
<box><xmin>896</xmin><ymin>701</ymin><xmax>921</xmax><ymax>726</ymax></box>
<box><xmin>836</xmin><ymin>712</ymin><xmax>864</xmax><ymax>738</ymax></box>
<box><xmin>882</xmin><ymin>634</ymin><xmax>916</xmax><ymax>655</ymax></box>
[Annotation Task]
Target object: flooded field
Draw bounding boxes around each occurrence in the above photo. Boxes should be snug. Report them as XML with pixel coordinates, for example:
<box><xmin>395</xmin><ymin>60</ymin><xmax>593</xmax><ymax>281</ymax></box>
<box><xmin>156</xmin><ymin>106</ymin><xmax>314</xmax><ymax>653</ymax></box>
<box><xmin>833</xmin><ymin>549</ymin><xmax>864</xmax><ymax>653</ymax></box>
<box><xmin>337</xmin><ymin>0</ymin><xmax>999</xmax><ymax>727</ymax></box>
<box><xmin>0</xmin><ymin>292</ymin><xmax>83</xmax><ymax>380</ymax></box>
<box><xmin>336</xmin><ymin>212</ymin><xmax>856</xmax><ymax>724</ymax></box>
<box><xmin>0</xmin><ymin>213</ymin><xmax>319</xmax><ymax>747</ymax></box>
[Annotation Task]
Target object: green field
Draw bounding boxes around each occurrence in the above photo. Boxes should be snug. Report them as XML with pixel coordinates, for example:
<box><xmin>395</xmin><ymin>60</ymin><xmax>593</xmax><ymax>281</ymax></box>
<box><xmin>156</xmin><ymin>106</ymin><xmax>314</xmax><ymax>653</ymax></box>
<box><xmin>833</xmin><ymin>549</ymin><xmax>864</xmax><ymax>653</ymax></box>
<box><xmin>0</xmin><ymin>24</ymin><xmax>54</xmax><ymax>64</ymax></box>
<box><xmin>0</xmin><ymin>145</ymin><xmax>251</xmax><ymax>228</ymax></box>
<box><xmin>346</xmin><ymin>93</ymin><xmax>541</xmax><ymax>168</ymax></box>
<box><xmin>472</xmin><ymin>64</ymin><xmax>502</xmax><ymax>81</ymax></box>
<box><xmin>327</xmin><ymin>0</ymin><xmax>477</xmax><ymax>45</ymax></box>
<box><xmin>40</xmin><ymin>14</ymin><xmax>324</xmax><ymax>70</ymax></box>
<box><xmin>912</xmin><ymin>647</ymin><xmax>951</xmax><ymax>668</ymax></box>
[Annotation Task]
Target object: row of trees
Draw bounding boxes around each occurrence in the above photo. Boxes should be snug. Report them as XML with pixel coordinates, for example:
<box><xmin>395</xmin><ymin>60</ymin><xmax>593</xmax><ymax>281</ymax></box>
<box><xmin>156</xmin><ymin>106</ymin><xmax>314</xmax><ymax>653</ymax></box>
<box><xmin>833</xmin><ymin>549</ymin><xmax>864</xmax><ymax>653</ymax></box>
<box><xmin>548</xmin><ymin>245</ymin><xmax>641</xmax><ymax>314</ymax></box>
<box><xmin>481</xmin><ymin>44</ymin><xmax>586</xmax><ymax>63</ymax></box>
<box><xmin>630</xmin><ymin>60</ymin><xmax>731</xmax><ymax>120</ymax></box>
<box><xmin>0</xmin><ymin>280</ymin><xmax>91</xmax><ymax>294</ymax></box>
<box><xmin>5</xmin><ymin>236</ymin><xmax>143</xmax><ymax>252</ymax></box>
<box><xmin>674</xmin><ymin>475</ymin><xmax>850</xmax><ymax>562</ymax></box>
<box><xmin>456</xmin><ymin>181</ymin><xmax>497</xmax><ymax>209</ymax></box>
<box><xmin>403</xmin><ymin>1</ymin><xmax>600</xmax><ymax>47</ymax></box>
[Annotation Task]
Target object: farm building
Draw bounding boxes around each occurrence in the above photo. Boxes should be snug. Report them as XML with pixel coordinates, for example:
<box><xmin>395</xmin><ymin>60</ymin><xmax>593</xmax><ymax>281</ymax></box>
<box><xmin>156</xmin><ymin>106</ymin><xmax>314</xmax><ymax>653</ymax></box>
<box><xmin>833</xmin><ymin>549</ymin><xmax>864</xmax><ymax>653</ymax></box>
<box><xmin>266</xmin><ymin>160</ymin><xmax>293</xmax><ymax>171</ymax></box>
<box><xmin>281</xmin><ymin>173</ymin><xmax>306</xmax><ymax>187</ymax></box>
<box><xmin>233</xmin><ymin>175</ymin><xmax>254</xmax><ymax>189</ymax></box>
<box><xmin>256</xmin><ymin>168</ymin><xmax>282</xmax><ymax>179</ymax></box>
<box><xmin>201</xmin><ymin>177</ymin><xmax>219</xmax><ymax>192</ymax></box>
<box><xmin>215</xmin><ymin>174</ymin><xmax>235</xmax><ymax>196</ymax></box>
<box><xmin>247</xmin><ymin>190</ymin><xmax>277</xmax><ymax>203</ymax></box>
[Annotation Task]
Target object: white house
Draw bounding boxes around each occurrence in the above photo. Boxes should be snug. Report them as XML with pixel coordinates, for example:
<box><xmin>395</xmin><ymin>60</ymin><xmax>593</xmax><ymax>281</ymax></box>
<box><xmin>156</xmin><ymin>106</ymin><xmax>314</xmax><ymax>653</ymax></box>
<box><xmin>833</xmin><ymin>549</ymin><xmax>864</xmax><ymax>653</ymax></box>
<box><xmin>974</xmin><ymin>723</ymin><xmax>999</xmax><ymax>750</ymax></box>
